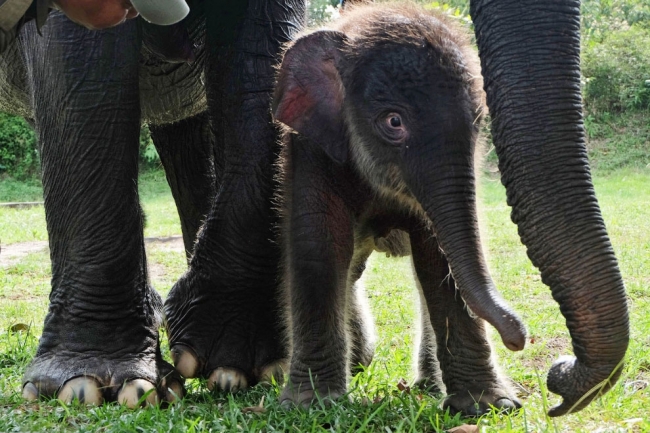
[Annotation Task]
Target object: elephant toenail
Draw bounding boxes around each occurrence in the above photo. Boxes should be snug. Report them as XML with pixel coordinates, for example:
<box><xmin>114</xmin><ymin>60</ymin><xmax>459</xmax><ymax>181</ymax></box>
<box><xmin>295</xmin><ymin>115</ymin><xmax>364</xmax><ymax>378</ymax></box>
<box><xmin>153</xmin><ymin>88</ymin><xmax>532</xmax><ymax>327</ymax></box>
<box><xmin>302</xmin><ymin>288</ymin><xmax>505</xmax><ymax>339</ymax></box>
<box><xmin>207</xmin><ymin>368</ymin><xmax>247</xmax><ymax>392</ymax></box>
<box><xmin>118</xmin><ymin>379</ymin><xmax>158</xmax><ymax>408</ymax></box>
<box><xmin>464</xmin><ymin>402</ymin><xmax>484</xmax><ymax>416</ymax></box>
<box><xmin>493</xmin><ymin>397</ymin><xmax>520</xmax><ymax>412</ymax></box>
<box><xmin>58</xmin><ymin>377</ymin><xmax>103</xmax><ymax>405</ymax></box>
<box><xmin>22</xmin><ymin>382</ymin><xmax>39</xmax><ymax>401</ymax></box>
<box><xmin>164</xmin><ymin>379</ymin><xmax>184</xmax><ymax>403</ymax></box>
<box><xmin>171</xmin><ymin>345</ymin><xmax>199</xmax><ymax>378</ymax></box>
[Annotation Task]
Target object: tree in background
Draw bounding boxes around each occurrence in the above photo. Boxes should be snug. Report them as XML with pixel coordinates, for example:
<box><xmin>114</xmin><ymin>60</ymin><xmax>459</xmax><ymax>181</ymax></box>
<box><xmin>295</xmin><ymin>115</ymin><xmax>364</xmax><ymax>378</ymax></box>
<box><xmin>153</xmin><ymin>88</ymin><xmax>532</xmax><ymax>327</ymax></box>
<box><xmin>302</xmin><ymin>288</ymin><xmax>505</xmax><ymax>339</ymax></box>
<box><xmin>0</xmin><ymin>113</ymin><xmax>37</xmax><ymax>181</ymax></box>
<box><xmin>582</xmin><ymin>0</ymin><xmax>650</xmax><ymax>112</ymax></box>
<box><xmin>1</xmin><ymin>0</ymin><xmax>648</xmax><ymax>181</ymax></box>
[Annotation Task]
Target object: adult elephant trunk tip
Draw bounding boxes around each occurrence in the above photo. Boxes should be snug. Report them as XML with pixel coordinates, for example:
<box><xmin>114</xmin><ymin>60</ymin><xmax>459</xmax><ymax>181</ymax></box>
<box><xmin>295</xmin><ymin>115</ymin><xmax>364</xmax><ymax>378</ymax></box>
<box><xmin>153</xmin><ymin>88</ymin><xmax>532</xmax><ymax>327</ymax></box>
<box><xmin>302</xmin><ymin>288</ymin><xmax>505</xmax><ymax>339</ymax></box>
<box><xmin>546</xmin><ymin>352</ymin><xmax>625</xmax><ymax>417</ymax></box>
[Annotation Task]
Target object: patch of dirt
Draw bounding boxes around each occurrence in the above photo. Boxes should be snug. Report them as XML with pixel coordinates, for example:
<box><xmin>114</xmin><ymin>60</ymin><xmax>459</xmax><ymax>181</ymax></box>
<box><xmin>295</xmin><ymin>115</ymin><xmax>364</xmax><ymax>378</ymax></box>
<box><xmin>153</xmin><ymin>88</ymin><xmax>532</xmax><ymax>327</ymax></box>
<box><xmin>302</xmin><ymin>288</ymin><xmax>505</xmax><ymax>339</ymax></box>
<box><xmin>624</xmin><ymin>377</ymin><xmax>648</xmax><ymax>394</ymax></box>
<box><xmin>0</xmin><ymin>202</ymin><xmax>43</xmax><ymax>209</ymax></box>
<box><xmin>4</xmin><ymin>293</ymin><xmax>44</xmax><ymax>301</ymax></box>
<box><xmin>519</xmin><ymin>336</ymin><xmax>572</xmax><ymax>372</ymax></box>
<box><xmin>145</xmin><ymin>236</ymin><xmax>185</xmax><ymax>281</ymax></box>
<box><xmin>144</xmin><ymin>235</ymin><xmax>184</xmax><ymax>247</ymax></box>
<box><xmin>513</xmin><ymin>335</ymin><xmax>573</xmax><ymax>395</ymax></box>
<box><xmin>1</xmin><ymin>236</ymin><xmax>185</xmax><ymax>269</ymax></box>
<box><xmin>145</xmin><ymin>235</ymin><xmax>186</xmax><ymax>252</ymax></box>
<box><xmin>144</xmin><ymin>236</ymin><xmax>185</xmax><ymax>281</ymax></box>
<box><xmin>0</xmin><ymin>241</ymin><xmax>49</xmax><ymax>268</ymax></box>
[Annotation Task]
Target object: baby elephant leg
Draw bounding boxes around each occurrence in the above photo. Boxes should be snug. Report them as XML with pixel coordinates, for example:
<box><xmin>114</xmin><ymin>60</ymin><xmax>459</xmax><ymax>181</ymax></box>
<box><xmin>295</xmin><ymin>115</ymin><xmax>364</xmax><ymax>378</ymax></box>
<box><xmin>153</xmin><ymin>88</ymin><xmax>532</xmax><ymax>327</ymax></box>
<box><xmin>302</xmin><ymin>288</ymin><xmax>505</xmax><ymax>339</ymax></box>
<box><xmin>280</xmin><ymin>150</ymin><xmax>356</xmax><ymax>408</ymax></box>
<box><xmin>410</xmin><ymin>227</ymin><xmax>521</xmax><ymax>416</ymax></box>
<box><xmin>413</xmin><ymin>291</ymin><xmax>444</xmax><ymax>394</ymax></box>
<box><xmin>346</xmin><ymin>242</ymin><xmax>377</xmax><ymax>375</ymax></box>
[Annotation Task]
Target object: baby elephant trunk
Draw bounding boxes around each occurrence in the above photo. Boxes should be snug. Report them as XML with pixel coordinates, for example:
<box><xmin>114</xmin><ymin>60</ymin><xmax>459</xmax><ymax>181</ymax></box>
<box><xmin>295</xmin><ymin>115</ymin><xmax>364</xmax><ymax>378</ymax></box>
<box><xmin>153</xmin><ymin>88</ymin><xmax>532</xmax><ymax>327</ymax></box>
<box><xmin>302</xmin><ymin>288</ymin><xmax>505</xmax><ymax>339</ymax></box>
<box><xmin>407</xmin><ymin>160</ymin><xmax>527</xmax><ymax>352</ymax></box>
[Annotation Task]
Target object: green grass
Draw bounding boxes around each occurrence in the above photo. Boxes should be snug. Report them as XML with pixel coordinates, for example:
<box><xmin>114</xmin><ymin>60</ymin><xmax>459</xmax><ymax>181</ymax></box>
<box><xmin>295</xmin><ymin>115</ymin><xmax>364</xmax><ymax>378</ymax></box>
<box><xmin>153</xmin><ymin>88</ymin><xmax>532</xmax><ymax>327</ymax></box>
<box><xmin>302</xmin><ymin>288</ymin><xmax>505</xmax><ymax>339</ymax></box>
<box><xmin>585</xmin><ymin>112</ymin><xmax>650</xmax><ymax>173</ymax></box>
<box><xmin>1</xmin><ymin>168</ymin><xmax>649</xmax><ymax>432</ymax></box>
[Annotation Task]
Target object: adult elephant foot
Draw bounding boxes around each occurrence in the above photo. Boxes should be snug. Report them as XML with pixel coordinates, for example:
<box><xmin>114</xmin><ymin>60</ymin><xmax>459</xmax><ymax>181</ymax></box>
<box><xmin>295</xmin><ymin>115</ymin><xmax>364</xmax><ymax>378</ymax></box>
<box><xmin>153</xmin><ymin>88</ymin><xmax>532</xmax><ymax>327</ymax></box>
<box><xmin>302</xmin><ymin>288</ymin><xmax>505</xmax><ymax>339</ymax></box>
<box><xmin>159</xmin><ymin>0</ymin><xmax>302</xmax><ymax>395</ymax></box>
<box><xmin>22</xmin><ymin>360</ymin><xmax>182</xmax><ymax>407</ymax></box>
<box><xmin>164</xmin><ymin>271</ymin><xmax>288</xmax><ymax>391</ymax></box>
<box><xmin>22</xmin><ymin>290</ymin><xmax>184</xmax><ymax>407</ymax></box>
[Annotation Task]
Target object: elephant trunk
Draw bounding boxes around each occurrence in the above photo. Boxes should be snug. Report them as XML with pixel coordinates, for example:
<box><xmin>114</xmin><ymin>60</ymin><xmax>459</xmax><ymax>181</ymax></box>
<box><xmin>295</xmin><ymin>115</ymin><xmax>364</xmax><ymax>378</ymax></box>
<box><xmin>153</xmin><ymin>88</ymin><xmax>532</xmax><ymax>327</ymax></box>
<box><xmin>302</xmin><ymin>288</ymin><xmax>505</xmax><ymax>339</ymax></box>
<box><xmin>470</xmin><ymin>0</ymin><xmax>629</xmax><ymax>416</ymax></box>
<box><xmin>405</xmin><ymin>155</ymin><xmax>526</xmax><ymax>353</ymax></box>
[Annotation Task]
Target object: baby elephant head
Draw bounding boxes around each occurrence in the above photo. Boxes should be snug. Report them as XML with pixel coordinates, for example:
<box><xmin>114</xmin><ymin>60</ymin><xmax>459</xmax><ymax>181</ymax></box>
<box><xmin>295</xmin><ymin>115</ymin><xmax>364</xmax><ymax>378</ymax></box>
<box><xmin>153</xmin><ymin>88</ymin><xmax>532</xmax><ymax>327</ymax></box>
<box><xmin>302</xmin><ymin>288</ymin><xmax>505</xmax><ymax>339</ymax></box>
<box><xmin>274</xmin><ymin>7</ymin><xmax>525</xmax><ymax>352</ymax></box>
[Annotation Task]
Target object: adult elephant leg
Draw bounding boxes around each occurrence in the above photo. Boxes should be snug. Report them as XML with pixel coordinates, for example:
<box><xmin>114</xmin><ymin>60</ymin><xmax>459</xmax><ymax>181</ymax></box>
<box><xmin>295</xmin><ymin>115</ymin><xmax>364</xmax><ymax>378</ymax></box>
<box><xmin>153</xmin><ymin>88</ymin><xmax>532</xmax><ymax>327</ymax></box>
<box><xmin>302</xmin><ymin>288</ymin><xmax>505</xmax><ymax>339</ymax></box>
<box><xmin>409</xmin><ymin>226</ymin><xmax>520</xmax><ymax>416</ymax></box>
<box><xmin>471</xmin><ymin>0</ymin><xmax>629</xmax><ymax>415</ymax></box>
<box><xmin>164</xmin><ymin>0</ymin><xmax>305</xmax><ymax>389</ymax></box>
<box><xmin>150</xmin><ymin>112</ymin><xmax>217</xmax><ymax>260</ymax></box>
<box><xmin>19</xmin><ymin>15</ymin><xmax>181</xmax><ymax>406</ymax></box>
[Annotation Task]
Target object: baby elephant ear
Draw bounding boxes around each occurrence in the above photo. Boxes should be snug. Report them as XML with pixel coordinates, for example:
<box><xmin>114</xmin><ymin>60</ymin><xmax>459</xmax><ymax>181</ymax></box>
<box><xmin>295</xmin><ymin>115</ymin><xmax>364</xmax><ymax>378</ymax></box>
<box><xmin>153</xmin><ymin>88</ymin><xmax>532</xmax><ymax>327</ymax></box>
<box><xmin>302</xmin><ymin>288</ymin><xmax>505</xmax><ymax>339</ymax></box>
<box><xmin>273</xmin><ymin>30</ymin><xmax>348</xmax><ymax>163</ymax></box>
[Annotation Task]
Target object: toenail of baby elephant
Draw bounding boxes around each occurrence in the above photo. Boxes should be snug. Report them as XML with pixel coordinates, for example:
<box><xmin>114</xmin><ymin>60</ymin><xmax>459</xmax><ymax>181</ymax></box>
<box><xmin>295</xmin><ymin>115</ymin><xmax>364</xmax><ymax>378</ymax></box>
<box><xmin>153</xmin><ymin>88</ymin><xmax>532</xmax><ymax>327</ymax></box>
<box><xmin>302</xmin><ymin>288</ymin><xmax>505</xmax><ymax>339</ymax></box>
<box><xmin>171</xmin><ymin>345</ymin><xmax>200</xmax><ymax>378</ymax></box>
<box><xmin>207</xmin><ymin>368</ymin><xmax>248</xmax><ymax>392</ymax></box>
<box><xmin>491</xmin><ymin>397</ymin><xmax>521</xmax><ymax>413</ymax></box>
<box><xmin>258</xmin><ymin>362</ymin><xmax>287</xmax><ymax>386</ymax></box>
<box><xmin>58</xmin><ymin>377</ymin><xmax>104</xmax><ymax>405</ymax></box>
<box><xmin>22</xmin><ymin>382</ymin><xmax>39</xmax><ymax>402</ymax></box>
<box><xmin>118</xmin><ymin>379</ymin><xmax>159</xmax><ymax>408</ymax></box>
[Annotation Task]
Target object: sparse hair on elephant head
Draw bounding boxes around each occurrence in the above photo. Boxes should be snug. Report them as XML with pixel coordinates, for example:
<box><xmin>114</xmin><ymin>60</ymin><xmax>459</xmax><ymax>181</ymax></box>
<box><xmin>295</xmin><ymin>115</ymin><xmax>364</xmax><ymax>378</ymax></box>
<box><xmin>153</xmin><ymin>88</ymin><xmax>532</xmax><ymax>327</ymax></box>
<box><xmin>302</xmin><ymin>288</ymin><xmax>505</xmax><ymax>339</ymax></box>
<box><xmin>274</xmin><ymin>1</ymin><xmax>486</xmax><ymax>166</ymax></box>
<box><xmin>271</xmin><ymin>2</ymin><xmax>527</xmax><ymax>414</ymax></box>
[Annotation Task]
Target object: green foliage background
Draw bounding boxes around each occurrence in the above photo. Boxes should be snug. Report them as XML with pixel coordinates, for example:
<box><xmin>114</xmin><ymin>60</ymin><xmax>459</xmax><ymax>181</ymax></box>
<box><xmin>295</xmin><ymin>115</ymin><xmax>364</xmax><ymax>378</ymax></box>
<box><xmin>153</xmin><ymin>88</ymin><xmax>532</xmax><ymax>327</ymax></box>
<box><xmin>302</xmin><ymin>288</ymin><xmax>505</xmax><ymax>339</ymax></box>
<box><xmin>582</xmin><ymin>0</ymin><xmax>650</xmax><ymax>112</ymax></box>
<box><xmin>0</xmin><ymin>115</ymin><xmax>159</xmax><ymax>181</ymax></box>
<box><xmin>0</xmin><ymin>0</ymin><xmax>648</xmax><ymax>181</ymax></box>
<box><xmin>0</xmin><ymin>113</ymin><xmax>37</xmax><ymax>181</ymax></box>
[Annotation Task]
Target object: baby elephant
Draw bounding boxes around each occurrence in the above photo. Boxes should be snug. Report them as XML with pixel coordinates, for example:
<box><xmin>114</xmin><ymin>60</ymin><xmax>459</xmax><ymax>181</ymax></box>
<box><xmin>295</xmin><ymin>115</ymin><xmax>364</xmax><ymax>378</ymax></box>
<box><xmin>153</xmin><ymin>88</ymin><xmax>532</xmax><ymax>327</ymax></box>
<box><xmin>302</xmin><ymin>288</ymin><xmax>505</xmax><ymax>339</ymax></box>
<box><xmin>273</xmin><ymin>3</ymin><xmax>527</xmax><ymax>415</ymax></box>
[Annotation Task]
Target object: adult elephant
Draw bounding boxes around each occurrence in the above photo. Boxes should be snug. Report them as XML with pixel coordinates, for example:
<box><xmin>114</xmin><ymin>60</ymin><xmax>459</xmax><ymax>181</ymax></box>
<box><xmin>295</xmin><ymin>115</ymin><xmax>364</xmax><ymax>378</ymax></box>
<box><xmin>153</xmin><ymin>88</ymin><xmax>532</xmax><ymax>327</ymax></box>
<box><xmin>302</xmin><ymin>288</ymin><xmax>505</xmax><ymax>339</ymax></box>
<box><xmin>0</xmin><ymin>0</ymin><xmax>629</xmax><ymax>417</ymax></box>
<box><xmin>0</xmin><ymin>0</ymin><xmax>304</xmax><ymax>406</ymax></box>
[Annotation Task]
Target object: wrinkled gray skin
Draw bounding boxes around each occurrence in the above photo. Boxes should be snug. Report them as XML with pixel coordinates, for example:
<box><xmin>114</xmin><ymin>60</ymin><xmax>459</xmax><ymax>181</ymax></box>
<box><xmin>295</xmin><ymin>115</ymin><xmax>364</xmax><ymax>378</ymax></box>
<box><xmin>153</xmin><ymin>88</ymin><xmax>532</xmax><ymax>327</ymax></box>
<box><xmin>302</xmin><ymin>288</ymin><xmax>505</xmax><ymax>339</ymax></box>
<box><xmin>0</xmin><ymin>0</ymin><xmax>628</xmax><ymax>415</ymax></box>
<box><xmin>472</xmin><ymin>0</ymin><xmax>628</xmax><ymax>417</ymax></box>
<box><xmin>274</xmin><ymin>5</ymin><xmax>525</xmax><ymax>415</ymax></box>
<box><xmin>0</xmin><ymin>0</ymin><xmax>305</xmax><ymax>405</ymax></box>
<box><xmin>274</xmin><ymin>1</ymin><xmax>629</xmax><ymax>417</ymax></box>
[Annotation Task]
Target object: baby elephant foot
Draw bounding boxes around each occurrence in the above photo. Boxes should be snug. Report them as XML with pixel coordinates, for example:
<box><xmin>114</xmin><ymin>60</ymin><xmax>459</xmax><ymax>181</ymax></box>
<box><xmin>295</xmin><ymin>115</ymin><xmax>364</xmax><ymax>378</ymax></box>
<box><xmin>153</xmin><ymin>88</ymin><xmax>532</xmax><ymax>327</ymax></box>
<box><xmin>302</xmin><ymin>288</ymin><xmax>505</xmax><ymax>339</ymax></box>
<box><xmin>443</xmin><ymin>388</ymin><xmax>521</xmax><ymax>416</ymax></box>
<box><xmin>413</xmin><ymin>377</ymin><xmax>444</xmax><ymax>395</ymax></box>
<box><xmin>279</xmin><ymin>381</ymin><xmax>345</xmax><ymax>409</ymax></box>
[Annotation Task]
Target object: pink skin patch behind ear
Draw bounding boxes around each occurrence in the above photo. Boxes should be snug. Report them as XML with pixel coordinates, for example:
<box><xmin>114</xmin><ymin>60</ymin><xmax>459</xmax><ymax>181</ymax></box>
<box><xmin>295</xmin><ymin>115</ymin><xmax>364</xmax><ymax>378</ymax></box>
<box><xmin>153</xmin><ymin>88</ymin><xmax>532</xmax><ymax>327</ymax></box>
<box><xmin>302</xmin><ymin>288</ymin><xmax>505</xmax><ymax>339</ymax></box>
<box><xmin>274</xmin><ymin>83</ymin><xmax>314</xmax><ymax>132</ymax></box>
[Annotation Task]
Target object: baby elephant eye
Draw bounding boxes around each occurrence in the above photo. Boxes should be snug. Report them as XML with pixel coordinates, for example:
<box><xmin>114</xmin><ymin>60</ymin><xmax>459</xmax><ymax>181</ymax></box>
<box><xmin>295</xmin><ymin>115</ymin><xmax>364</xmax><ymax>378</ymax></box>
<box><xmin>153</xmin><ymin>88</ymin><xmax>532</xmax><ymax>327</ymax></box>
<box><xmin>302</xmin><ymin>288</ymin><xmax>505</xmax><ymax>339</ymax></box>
<box><xmin>379</xmin><ymin>112</ymin><xmax>408</xmax><ymax>144</ymax></box>
<box><xmin>389</xmin><ymin>116</ymin><xmax>402</xmax><ymax>128</ymax></box>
